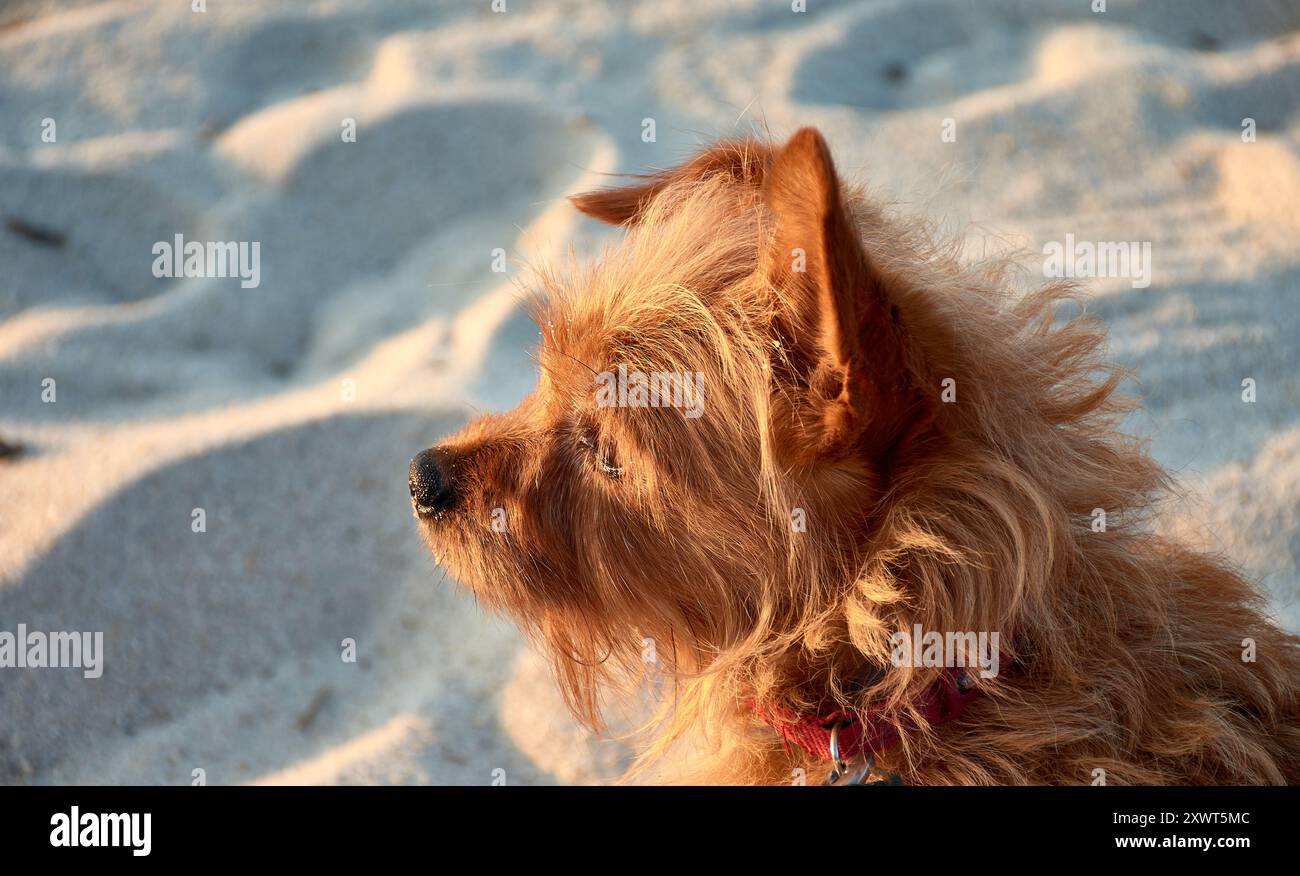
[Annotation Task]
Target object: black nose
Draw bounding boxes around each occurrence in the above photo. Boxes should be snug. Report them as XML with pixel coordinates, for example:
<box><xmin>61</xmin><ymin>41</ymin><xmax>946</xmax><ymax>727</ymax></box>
<box><xmin>409</xmin><ymin>448</ymin><xmax>454</xmax><ymax>516</ymax></box>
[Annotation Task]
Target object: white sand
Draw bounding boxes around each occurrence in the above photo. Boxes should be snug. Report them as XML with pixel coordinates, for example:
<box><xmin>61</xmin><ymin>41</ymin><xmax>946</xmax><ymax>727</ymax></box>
<box><xmin>0</xmin><ymin>0</ymin><xmax>1296</xmax><ymax>784</ymax></box>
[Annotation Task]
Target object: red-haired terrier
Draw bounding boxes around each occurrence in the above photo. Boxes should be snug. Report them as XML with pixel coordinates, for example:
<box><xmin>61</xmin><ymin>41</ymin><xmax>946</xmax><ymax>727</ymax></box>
<box><xmin>411</xmin><ymin>128</ymin><xmax>1300</xmax><ymax>785</ymax></box>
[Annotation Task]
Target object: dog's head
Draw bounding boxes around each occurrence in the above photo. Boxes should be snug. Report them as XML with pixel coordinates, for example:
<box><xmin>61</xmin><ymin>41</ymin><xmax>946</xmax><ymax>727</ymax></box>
<box><xmin>411</xmin><ymin>128</ymin><xmax>948</xmax><ymax>723</ymax></box>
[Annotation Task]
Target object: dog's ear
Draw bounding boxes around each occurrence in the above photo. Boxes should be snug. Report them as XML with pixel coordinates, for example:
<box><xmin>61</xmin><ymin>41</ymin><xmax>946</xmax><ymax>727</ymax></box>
<box><xmin>570</xmin><ymin>140</ymin><xmax>772</xmax><ymax>226</ymax></box>
<box><xmin>764</xmin><ymin>127</ymin><xmax>928</xmax><ymax>458</ymax></box>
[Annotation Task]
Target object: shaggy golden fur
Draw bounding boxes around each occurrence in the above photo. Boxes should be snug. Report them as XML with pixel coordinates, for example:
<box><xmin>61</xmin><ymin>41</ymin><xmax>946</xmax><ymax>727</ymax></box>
<box><xmin>413</xmin><ymin>127</ymin><xmax>1300</xmax><ymax>785</ymax></box>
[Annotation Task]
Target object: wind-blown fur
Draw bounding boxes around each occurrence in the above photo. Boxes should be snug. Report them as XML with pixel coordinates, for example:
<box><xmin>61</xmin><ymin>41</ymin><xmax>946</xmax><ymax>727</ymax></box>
<box><xmin>415</xmin><ymin>129</ymin><xmax>1300</xmax><ymax>785</ymax></box>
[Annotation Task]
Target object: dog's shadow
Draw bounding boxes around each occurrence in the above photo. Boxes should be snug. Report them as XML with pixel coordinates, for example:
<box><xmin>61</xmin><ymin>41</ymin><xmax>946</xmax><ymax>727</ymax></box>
<box><xmin>0</xmin><ymin>410</ymin><xmax>617</xmax><ymax>785</ymax></box>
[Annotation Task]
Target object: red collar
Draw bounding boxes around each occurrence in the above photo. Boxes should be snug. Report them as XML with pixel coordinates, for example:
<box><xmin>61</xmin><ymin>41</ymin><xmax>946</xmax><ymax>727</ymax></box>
<box><xmin>753</xmin><ymin>666</ymin><xmax>985</xmax><ymax>762</ymax></box>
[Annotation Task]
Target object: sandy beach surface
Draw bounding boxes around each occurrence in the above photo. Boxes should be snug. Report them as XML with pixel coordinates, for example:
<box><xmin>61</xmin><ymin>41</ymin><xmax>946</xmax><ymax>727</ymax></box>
<box><xmin>1</xmin><ymin>0</ymin><xmax>1297</xmax><ymax>784</ymax></box>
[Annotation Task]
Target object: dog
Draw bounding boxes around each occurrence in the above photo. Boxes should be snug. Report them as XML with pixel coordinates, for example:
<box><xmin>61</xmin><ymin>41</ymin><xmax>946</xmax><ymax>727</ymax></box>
<box><xmin>410</xmin><ymin>127</ymin><xmax>1300</xmax><ymax>785</ymax></box>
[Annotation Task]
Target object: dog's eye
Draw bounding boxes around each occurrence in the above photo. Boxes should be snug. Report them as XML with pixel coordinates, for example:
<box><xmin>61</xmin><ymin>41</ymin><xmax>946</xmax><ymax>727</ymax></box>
<box><xmin>578</xmin><ymin>428</ymin><xmax>622</xmax><ymax>479</ymax></box>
